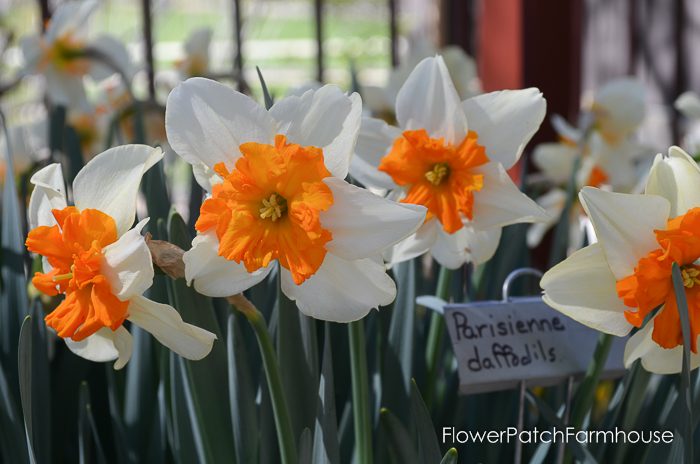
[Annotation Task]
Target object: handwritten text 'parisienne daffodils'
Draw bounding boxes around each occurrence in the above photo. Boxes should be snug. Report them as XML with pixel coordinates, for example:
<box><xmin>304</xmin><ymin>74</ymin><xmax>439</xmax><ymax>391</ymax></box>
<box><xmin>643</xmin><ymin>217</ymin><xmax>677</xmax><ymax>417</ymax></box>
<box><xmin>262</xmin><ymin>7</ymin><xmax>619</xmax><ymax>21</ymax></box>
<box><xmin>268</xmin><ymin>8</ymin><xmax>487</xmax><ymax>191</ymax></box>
<box><xmin>442</xmin><ymin>427</ymin><xmax>675</xmax><ymax>445</ymax></box>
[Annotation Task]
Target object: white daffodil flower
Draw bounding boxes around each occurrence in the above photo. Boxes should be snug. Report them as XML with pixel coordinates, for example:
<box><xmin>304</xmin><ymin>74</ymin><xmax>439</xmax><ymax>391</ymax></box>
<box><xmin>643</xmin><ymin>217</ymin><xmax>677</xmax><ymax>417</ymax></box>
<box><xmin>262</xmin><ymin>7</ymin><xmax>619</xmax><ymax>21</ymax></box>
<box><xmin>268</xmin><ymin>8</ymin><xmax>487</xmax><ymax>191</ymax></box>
<box><xmin>165</xmin><ymin>78</ymin><xmax>427</xmax><ymax>322</ymax></box>
<box><xmin>19</xmin><ymin>0</ymin><xmax>134</xmax><ymax>108</ymax></box>
<box><xmin>590</xmin><ymin>78</ymin><xmax>646</xmax><ymax>145</ymax></box>
<box><xmin>25</xmin><ymin>145</ymin><xmax>216</xmax><ymax>369</ymax></box>
<box><xmin>527</xmin><ymin>133</ymin><xmax>653</xmax><ymax>250</ymax></box>
<box><xmin>362</xmin><ymin>38</ymin><xmax>480</xmax><ymax>119</ymax></box>
<box><xmin>541</xmin><ymin>146</ymin><xmax>700</xmax><ymax>374</ymax></box>
<box><xmin>676</xmin><ymin>91</ymin><xmax>700</xmax><ymax>119</ymax></box>
<box><xmin>351</xmin><ymin>55</ymin><xmax>549</xmax><ymax>269</ymax></box>
<box><xmin>175</xmin><ymin>27</ymin><xmax>213</xmax><ymax>79</ymax></box>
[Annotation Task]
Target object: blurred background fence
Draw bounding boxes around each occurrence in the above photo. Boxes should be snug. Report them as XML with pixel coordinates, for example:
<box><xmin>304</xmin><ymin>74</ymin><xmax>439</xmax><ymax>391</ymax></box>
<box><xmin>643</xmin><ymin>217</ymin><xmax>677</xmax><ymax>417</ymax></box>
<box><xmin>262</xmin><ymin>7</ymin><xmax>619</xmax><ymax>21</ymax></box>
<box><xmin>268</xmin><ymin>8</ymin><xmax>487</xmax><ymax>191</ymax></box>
<box><xmin>2</xmin><ymin>0</ymin><xmax>696</xmax><ymax>151</ymax></box>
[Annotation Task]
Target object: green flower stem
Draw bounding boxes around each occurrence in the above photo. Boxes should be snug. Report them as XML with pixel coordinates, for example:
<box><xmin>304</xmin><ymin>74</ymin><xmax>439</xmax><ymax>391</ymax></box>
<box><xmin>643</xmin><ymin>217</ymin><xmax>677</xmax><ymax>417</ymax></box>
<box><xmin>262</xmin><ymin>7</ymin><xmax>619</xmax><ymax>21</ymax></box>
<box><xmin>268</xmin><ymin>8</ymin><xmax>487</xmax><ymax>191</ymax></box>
<box><xmin>349</xmin><ymin>320</ymin><xmax>372</xmax><ymax>464</ymax></box>
<box><xmin>229</xmin><ymin>295</ymin><xmax>298</xmax><ymax>464</ymax></box>
<box><xmin>569</xmin><ymin>332</ymin><xmax>613</xmax><ymax>429</ymax></box>
<box><xmin>425</xmin><ymin>266</ymin><xmax>454</xmax><ymax>409</ymax></box>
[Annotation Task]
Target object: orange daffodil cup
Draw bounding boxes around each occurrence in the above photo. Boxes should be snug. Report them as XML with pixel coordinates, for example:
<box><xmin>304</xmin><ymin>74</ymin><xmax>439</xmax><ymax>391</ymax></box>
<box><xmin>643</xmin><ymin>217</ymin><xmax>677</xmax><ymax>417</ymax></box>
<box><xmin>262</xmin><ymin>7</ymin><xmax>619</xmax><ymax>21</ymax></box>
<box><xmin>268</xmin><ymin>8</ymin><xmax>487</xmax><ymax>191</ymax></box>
<box><xmin>165</xmin><ymin>78</ymin><xmax>427</xmax><ymax>321</ymax></box>
<box><xmin>351</xmin><ymin>56</ymin><xmax>550</xmax><ymax>269</ymax></box>
<box><xmin>25</xmin><ymin>145</ymin><xmax>216</xmax><ymax>369</ymax></box>
<box><xmin>541</xmin><ymin>147</ymin><xmax>700</xmax><ymax>374</ymax></box>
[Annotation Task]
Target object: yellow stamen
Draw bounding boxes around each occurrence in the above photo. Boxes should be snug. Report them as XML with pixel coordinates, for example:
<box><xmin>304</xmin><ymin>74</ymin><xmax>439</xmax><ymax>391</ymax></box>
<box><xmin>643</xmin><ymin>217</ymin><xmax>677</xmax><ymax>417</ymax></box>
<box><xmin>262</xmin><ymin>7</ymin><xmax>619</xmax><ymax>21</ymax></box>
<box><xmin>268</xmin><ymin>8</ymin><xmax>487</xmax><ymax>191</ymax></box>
<box><xmin>682</xmin><ymin>267</ymin><xmax>700</xmax><ymax>288</ymax></box>
<box><xmin>425</xmin><ymin>163</ymin><xmax>450</xmax><ymax>186</ymax></box>
<box><xmin>259</xmin><ymin>193</ymin><xmax>287</xmax><ymax>222</ymax></box>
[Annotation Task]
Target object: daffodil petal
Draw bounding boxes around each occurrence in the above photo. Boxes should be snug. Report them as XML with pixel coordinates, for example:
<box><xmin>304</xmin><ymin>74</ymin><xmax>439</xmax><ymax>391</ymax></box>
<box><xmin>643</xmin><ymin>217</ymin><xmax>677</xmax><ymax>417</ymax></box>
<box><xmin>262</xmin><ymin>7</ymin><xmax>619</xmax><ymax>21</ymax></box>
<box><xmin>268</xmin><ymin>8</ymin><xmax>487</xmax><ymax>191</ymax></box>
<box><xmin>645</xmin><ymin>146</ymin><xmax>700</xmax><ymax>217</ymax></box>
<box><xmin>192</xmin><ymin>162</ymin><xmax>222</xmax><ymax>192</ymax></box>
<box><xmin>461</xmin><ymin>88</ymin><xmax>546</xmax><ymax>169</ymax></box>
<box><xmin>28</xmin><ymin>163</ymin><xmax>67</xmax><ymax>229</ymax></box>
<box><xmin>183</xmin><ymin>232</ymin><xmax>273</xmax><ymax>297</ymax></box>
<box><xmin>184</xmin><ymin>27</ymin><xmax>212</xmax><ymax>58</ymax></box>
<box><xmin>46</xmin><ymin>0</ymin><xmax>98</xmax><ymax>42</ymax></box>
<box><xmin>526</xmin><ymin>189</ymin><xmax>566</xmax><ymax>248</ymax></box>
<box><xmin>385</xmin><ymin>220</ymin><xmax>438</xmax><ymax>266</ymax></box>
<box><xmin>350</xmin><ymin>117</ymin><xmax>400</xmax><ymax>190</ymax></box>
<box><xmin>472</xmin><ymin>162</ymin><xmax>549</xmax><ymax>230</ymax></box>
<box><xmin>541</xmin><ymin>243</ymin><xmax>632</xmax><ymax>336</ymax></box>
<box><xmin>395</xmin><ymin>55</ymin><xmax>468</xmax><ymax>144</ymax></box>
<box><xmin>321</xmin><ymin>177</ymin><xmax>426</xmax><ymax>260</ymax></box>
<box><xmin>430</xmin><ymin>225</ymin><xmax>501</xmax><ymax>269</ymax></box>
<box><xmin>45</xmin><ymin>67</ymin><xmax>88</xmax><ymax>108</ymax></box>
<box><xmin>594</xmin><ymin>78</ymin><xmax>645</xmax><ymax>136</ymax></box>
<box><xmin>101</xmin><ymin>218</ymin><xmax>153</xmax><ymax>301</ymax></box>
<box><xmin>579</xmin><ymin>187</ymin><xmax>669</xmax><ymax>280</ymax></box>
<box><xmin>72</xmin><ymin>144</ymin><xmax>163</xmax><ymax>236</ymax></box>
<box><xmin>270</xmin><ymin>85</ymin><xmax>361</xmax><ymax>179</ymax></box>
<box><xmin>360</xmin><ymin>85</ymin><xmax>395</xmax><ymax>115</ymax></box>
<box><xmin>65</xmin><ymin>326</ymin><xmax>132</xmax><ymax>370</ymax></box>
<box><xmin>624</xmin><ymin>316</ymin><xmax>700</xmax><ymax>374</ymax></box>
<box><xmin>165</xmin><ymin>77</ymin><xmax>276</xmax><ymax>169</ymax></box>
<box><xmin>532</xmin><ymin>143</ymin><xmax>578</xmax><ymax>185</ymax></box>
<box><xmin>19</xmin><ymin>35</ymin><xmax>41</xmax><ymax>74</ymax></box>
<box><xmin>88</xmin><ymin>35</ymin><xmax>136</xmax><ymax>81</ymax></box>
<box><xmin>127</xmin><ymin>295</ymin><xmax>217</xmax><ymax>360</ymax></box>
<box><xmin>463</xmin><ymin>225</ymin><xmax>502</xmax><ymax>266</ymax></box>
<box><xmin>441</xmin><ymin>45</ymin><xmax>480</xmax><ymax>98</ymax></box>
<box><xmin>281</xmin><ymin>254</ymin><xmax>396</xmax><ymax>322</ymax></box>
<box><xmin>675</xmin><ymin>91</ymin><xmax>700</xmax><ymax>119</ymax></box>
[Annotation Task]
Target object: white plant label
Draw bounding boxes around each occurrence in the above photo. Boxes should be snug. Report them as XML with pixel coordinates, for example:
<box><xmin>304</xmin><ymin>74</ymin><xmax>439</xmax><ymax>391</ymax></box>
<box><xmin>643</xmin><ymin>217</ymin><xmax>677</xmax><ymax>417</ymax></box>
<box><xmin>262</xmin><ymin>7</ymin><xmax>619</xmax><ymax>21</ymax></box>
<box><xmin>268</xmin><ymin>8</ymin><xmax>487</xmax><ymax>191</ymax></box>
<box><xmin>444</xmin><ymin>297</ymin><xmax>626</xmax><ymax>394</ymax></box>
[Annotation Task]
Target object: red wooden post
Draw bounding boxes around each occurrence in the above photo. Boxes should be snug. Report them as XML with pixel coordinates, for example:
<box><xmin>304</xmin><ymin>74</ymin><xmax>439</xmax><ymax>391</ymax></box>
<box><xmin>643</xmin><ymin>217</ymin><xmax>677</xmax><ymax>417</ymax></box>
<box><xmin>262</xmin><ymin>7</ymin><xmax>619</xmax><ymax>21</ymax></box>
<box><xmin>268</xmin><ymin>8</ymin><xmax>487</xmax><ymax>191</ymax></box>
<box><xmin>476</xmin><ymin>0</ymin><xmax>583</xmax><ymax>143</ymax></box>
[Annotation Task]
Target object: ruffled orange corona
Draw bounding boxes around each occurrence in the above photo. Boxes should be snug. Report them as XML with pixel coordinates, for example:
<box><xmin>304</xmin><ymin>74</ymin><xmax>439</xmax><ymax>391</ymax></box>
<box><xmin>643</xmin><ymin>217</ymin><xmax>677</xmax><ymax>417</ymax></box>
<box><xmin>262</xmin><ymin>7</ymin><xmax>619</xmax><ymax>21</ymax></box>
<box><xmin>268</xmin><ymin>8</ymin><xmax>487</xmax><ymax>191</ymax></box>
<box><xmin>616</xmin><ymin>207</ymin><xmax>700</xmax><ymax>351</ymax></box>
<box><xmin>25</xmin><ymin>207</ymin><xmax>129</xmax><ymax>341</ymax></box>
<box><xmin>378</xmin><ymin>129</ymin><xmax>489</xmax><ymax>233</ymax></box>
<box><xmin>195</xmin><ymin>134</ymin><xmax>334</xmax><ymax>285</ymax></box>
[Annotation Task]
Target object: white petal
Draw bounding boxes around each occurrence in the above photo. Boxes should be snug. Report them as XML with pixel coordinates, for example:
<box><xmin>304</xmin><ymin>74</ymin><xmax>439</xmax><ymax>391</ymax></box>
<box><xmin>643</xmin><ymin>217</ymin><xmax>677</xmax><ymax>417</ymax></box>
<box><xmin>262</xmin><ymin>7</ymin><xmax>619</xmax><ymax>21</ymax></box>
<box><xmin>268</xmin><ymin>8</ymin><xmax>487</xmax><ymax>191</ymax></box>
<box><xmin>165</xmin><ymin>77</ymin><xmax>276</xmax><ymax>169</ymax></box>
<box><xmin>321</xmin><ymin>177</ymin><xmax>426</xmax><ymax>260</ymax></box>
<box><xmin>360</xmin><ymin>85</ymin><xmax>395</xmax><ymax>115</ymax></box>
<box><xmin>19</xmin><ymin>35</ymin><xmax>41</xmax><ymax>74</ymax></box>
<box><xmin>65</xmin><ymin>326</ymin><xmax>132</xmax><ymax>370</ymax></box>
<box><xmin>624</xmin><ymin>316</ymin><xmax>700</xmax><ymax>374</ymax></box>
<box><xmin>593</xmin><ymin>78</ymin><xmax>645</xmax><ymax>136</ymax></box>
<box><xmin>526</xmin><ymin>189</ymin><xmax>566</xmax><ymax>248</ymax></box>
<box><xmin>192</xmin><ymin>162</ymin><xmax>222</xmax><ymax>193</ymax></box>
<box><xmin>385</xmin><ymin>219</ymin><xmax>438</xmax><ymax>266</ymax></box>
<box><xmin>532</xmin><ymin>142</ymin><xmax>578</xmax><ymax>185</ymax></box>
<box><xmin>101</xmin><ymin>219</ymin><xmax>153</xmax><ymax>301</ymax></box>
<box><xmin>395</xmin><ymin>55</ymin><xmax>468</xmax><ymax>144</ymax></box>
<box><xmin>184</xmin><ymin>27</ymin><xmax>212</xmax><ymax>58</ymax></box>
<box><xmin>463</xmin><ymin>225</ymin><xmax>502</xmax><ymax>265</ymax></box>
<box><xmin>675</xmin><ymin>91</ymin><xmax>700</xmax><ymax>119</ymax></box>
<box><xmin>541</xmin><ymin>243</ymin><xmax>632</xmax><ymax>336</ymax></box>
<box><xmin>350</xmin><ymin>117</ymin><xmax>400</xmax><ymax>190</ymax></box>
<box><xmin>462</xmin><ymin>88</ymin><xmax>546</xmax><ymax>169</ymax></box>
<box><xmin>281</xmin><ymin>254</ymin><xmax>395</xmax><ymax>322</ymax></box>
<box><xmin>44</xmin><ymin>67</ymin><xmax>88</xmax><ymax>109</ymax></box>
<box><xmin>127</xmin><ymin>295</ymin><xmax>216</xmax><ymax>360</ymax></box>
<box><xmin>46</xmin><ymin>0</ymin><xmax>98</xmax><ymax>42</ymax></box>
<box><xmin>579</xmin><ymin>187</ymin><xmax>669</xmax><ymax>280</ymax></box>
<box><xmin>27</xmin><ymin>163</ymin><xmax>67</xmax><ymax>229</ymax></box>
<box><xmin>472</xmin><ymin>162</ymin><xmax>549</xmax><ymax>230</ymax></box>
<box><xmin>183</xmin><ymin>232</ymin><xmax>273</xmax><ymax>297</ymax></box>
<box><xmin>270</xmin><ymin>85</ymin><xmax>362</xmax><ymax>179</ymax></box>
<box><xmin>441</xmin><ymin>45</ymin><xmax>480</xmax><ymax>98</ymax></box>
<box><xmin>73</xmin><ymin>145</ymin><xmax>163</xmax><ymax>236</ymax></box>
<box><xmin>88</xmin><ymin>35</ymin><xmax>136</xmax><ymax>81</ymax></box>
<box><xmin>430</xmin><ymin>224</ymin><xmax>501</xmax><ymax>268</ymax></box>
<box><xmin>645</xmin><ymin>146</ymin><xmax>700</xmax><ymax>217</ymax></box>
